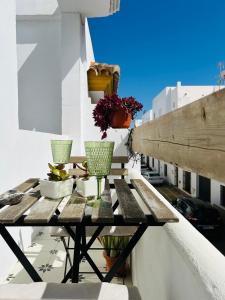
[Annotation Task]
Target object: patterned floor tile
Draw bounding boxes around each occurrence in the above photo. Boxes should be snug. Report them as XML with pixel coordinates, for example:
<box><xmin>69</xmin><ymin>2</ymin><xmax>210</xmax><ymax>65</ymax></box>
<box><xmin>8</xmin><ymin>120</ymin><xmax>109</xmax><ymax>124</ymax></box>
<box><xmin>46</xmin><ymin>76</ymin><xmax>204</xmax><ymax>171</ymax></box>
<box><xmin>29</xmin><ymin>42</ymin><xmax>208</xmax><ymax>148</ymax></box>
<box><xmin>3</xmin><ymin>251</ymin><xmax>51</xmax><ymax>284</ymax></box>
<box><xmin>2</xmin><ymin>231</ymin><xmax>132</xmax><ymax>286</ymax></box>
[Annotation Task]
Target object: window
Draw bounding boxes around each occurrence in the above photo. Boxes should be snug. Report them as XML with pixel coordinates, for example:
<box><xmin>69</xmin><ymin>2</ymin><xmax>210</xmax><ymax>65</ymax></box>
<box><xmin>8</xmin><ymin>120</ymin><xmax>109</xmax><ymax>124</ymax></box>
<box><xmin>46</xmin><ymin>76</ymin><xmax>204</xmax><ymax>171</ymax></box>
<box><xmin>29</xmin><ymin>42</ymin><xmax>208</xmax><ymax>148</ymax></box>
<box><xmin>220</xmin><ymin>185</ymin><xmax>225</xmax><ymax>206</ymax></box>
<box><xmin>152</xmin><ymin>158</ymin><xmax>154</xmax><ymax>168</ymax></box>
<box><xmin>164</xmin><ymin>164</ymin><xmax>167</xmax><ymax>177</ymax></box>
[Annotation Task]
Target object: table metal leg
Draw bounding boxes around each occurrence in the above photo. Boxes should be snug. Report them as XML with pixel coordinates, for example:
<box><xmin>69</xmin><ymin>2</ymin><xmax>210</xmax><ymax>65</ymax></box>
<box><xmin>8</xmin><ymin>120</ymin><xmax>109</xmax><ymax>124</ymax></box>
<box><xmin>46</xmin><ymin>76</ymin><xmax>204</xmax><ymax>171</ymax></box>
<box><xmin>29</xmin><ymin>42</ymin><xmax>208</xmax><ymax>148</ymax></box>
<box><xmin>62</xmin><ymin>199</ymin><xmax>120</xmax><ymax>283</ymax></box>
<box><xmin>71</xmin><ymin>226</ymin><xmax>82</xmax><ymax>283</ymax></box>
<box><xmin>0</xmin><ymin>224</ymin><xmax>42</xmax><ymax>282</ymax></box>
<box><xmin>103</xmin><ymin>224</ymin><xmax>148</xmax><ymax>282</ymax></box>
<box><xmin>62</xmin><ymin>225</ymin><xmax>105</xmax><ymax>282</ymax></box>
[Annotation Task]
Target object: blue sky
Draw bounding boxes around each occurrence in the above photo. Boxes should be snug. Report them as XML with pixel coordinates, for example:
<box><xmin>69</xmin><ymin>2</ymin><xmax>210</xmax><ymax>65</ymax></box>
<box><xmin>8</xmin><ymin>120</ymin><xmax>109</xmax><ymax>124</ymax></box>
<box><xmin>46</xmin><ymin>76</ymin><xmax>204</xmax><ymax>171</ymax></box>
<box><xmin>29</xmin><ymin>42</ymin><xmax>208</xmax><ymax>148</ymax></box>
<box><xmin>89</xmin><ymin>0</ymin><xmax>225</xmax><ymax>114</ymax></box>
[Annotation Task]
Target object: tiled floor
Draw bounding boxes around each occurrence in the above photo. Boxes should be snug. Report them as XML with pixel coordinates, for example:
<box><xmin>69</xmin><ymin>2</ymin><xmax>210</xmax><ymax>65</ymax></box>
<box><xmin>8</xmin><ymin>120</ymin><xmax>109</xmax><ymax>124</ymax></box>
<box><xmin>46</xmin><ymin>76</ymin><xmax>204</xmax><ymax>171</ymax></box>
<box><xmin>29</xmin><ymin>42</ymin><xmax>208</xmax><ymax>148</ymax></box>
<box><xmin>2</xmin><ymin>228</ymin><xmax>132</xmax><ymax>286</ymax></box>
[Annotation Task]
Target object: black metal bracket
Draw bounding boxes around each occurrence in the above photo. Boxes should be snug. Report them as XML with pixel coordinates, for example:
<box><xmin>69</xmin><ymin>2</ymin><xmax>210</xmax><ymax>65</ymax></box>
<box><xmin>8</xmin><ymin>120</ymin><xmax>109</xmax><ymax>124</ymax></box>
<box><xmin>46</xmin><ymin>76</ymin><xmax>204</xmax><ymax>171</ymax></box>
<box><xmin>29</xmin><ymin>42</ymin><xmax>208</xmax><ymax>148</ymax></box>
<box><xmin>0</xmin><ymin>224</ymin><xmax>42</xmax><ymax>282</ymax></box>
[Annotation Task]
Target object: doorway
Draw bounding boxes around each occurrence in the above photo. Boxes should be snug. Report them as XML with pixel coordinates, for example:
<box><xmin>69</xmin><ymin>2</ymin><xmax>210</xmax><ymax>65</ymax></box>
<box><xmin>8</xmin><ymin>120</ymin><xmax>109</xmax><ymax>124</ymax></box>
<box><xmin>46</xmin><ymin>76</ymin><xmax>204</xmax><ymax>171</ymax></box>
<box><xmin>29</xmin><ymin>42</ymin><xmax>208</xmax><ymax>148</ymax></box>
<box><xmin>198</xmin><ymin>175</ymin><xmax>211</xmax><ymax>202</ymax></box>
<box><xmin>183</xmin><ymin>171</ymin><xmax>191</xmax><ymax>194</ymax></box>
<box><xmin>220</xmin><ymin>185</ymin><xmax>225</xmax><ymax>206</ymax></box>
<box><xmin>164</xmin><ymin>164</ymin><xmax>167</xmax><ymax>177</ymax></box>
<box><xmin>174</xmin><ymin>167</ymin><xmax>178</xmax><ymax>187</ymax></box>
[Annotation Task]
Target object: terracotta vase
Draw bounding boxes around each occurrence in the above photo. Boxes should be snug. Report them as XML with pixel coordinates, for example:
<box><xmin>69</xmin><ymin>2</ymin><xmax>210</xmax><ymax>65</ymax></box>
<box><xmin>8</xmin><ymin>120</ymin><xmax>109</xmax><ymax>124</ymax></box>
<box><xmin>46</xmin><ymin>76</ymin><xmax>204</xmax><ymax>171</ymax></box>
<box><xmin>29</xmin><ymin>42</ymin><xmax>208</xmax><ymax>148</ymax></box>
<box><xmin>111</xmin><ymin>110</ymin><xmax>132</xmax><ymax>128</ymax></box>
<box><xmin>103</xmin><ymin>251</ymin><xmax>127</xmax><ymax>277</ymax></box>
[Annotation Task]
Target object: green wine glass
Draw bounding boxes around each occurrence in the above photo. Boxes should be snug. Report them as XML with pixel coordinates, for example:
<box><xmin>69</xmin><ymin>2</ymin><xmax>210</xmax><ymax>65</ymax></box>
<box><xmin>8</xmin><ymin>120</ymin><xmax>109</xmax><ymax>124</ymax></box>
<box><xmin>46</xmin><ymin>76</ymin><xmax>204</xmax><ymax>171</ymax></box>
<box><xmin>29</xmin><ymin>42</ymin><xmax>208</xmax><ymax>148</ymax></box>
<box><xmin>84</xmin><ymin>141</ymin><xmax>114</xmax><ymax>200</ymax></box>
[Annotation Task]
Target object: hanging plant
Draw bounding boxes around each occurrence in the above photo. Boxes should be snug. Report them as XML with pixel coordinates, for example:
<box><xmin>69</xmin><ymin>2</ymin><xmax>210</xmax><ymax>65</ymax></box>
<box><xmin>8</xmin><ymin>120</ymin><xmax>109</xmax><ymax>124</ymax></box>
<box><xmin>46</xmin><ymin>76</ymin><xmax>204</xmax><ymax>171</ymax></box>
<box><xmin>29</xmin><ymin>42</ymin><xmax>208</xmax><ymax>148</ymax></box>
<box><xmin>125</xmin><ymin>128</ymin><xmax>141</xmax><ymax>165</ymax></box>
<box><xmin>93</xmin><ymin>94</ymin><xmax>143</xmax><ymax>139</ymax></box>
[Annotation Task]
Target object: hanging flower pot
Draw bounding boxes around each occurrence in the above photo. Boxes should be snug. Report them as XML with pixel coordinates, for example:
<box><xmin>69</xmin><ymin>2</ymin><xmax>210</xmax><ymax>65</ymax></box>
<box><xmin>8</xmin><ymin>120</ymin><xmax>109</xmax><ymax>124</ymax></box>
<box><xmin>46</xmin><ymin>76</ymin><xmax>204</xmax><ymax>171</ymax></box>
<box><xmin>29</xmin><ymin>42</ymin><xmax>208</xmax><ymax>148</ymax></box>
<box><xmin>51</xmin><ymin>140</ymin><xmax>73</xmax><ymax>164</ymax></box>
<box><xmin>111</xmin><ymin>110</ymin><xmax>132</xmax><ymax>128</ymax></box>
<box><xmin>92</xmin><ymin>94</ymin><xmax>143</xmax><ymax>139</ymax></box>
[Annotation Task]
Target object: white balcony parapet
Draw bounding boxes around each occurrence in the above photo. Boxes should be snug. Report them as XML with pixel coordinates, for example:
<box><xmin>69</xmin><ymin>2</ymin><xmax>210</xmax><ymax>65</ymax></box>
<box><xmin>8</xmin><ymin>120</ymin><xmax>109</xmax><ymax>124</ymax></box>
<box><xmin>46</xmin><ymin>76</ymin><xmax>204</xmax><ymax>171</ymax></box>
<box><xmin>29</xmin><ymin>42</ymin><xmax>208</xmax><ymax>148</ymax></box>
<box><xmin>16</xmin><ymin>0</ymin><xmax>120</xmax><ymax>18</ymax></box>
<box><xmin>129</xmin><ymin>169</ymin><xmax>225</xmax><ymax>300</ymax></box>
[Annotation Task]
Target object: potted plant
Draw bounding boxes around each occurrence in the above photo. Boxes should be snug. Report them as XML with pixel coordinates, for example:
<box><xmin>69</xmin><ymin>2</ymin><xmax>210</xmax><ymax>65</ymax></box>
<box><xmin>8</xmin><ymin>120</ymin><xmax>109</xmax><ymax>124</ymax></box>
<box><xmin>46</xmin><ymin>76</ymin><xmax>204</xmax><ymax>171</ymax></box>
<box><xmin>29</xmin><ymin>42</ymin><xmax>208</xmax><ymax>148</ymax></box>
<box><xmin>99</xmin><ymin>236</ymin><xmax>130</xmax><ymax>277</ymax></box>
<box><xmin>93</xmin><ymin>94</ymin><xmax>143</xmax><ymax>139</ymax></box>
<box><xmin>40</xmin><ymin>163</ymin><xmax>74</xmax><ymax>199</ymax></box>
<box><xmin>51</xmin><ymin>140</ymin><xmax>73</xmax><ymax>163</ymax></box>
<box><xmin>76</xmin><ymin>161</ymin><xmax>105</xmax><ymax>197</ymax></box>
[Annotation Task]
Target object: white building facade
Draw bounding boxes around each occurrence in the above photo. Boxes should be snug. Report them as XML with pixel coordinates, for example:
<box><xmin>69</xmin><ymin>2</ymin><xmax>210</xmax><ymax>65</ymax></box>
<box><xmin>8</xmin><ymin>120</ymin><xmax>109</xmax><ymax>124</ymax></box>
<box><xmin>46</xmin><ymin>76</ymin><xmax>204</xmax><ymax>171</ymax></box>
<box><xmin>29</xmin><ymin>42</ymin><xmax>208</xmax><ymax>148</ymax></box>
<box><xmin>144</xmin><ymin>81</ymin><xmax>225</xmax><ymax>206</ymax></box>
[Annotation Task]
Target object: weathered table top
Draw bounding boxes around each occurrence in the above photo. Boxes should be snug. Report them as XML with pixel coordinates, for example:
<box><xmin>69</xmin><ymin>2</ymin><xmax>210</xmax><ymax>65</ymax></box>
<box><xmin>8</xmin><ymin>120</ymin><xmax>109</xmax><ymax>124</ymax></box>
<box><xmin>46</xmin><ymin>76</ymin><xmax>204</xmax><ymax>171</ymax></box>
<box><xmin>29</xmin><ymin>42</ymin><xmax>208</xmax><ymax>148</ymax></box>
<box><xmin>0</xmin><ymin>178</ymin><xmax>178</xmax><ymax>226</ymax></box>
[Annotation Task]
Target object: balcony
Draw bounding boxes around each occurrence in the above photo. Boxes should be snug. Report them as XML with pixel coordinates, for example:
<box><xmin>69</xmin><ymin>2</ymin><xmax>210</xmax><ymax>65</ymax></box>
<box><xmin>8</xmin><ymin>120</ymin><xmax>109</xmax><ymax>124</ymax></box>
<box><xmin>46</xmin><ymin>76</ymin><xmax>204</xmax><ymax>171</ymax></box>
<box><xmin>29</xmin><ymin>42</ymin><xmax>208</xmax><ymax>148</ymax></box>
<box><xmin>1</xmin><ymin>1</ymin><xmax>225</xmax><ymax>300</ymax></box>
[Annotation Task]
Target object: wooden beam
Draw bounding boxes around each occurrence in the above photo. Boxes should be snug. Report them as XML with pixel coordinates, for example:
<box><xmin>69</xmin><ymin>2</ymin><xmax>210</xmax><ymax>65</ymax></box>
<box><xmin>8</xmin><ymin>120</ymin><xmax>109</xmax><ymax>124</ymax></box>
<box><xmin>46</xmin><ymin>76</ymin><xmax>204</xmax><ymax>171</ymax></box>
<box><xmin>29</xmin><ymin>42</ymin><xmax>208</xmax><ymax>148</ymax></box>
<box><xmin>133</xmin><ymin>88</ymin><xmax>225</xmax><ymax>184</ymax></box>
<box><xmin>69</xmin><ymin>168</ymin><xmax>128</xmax><ymax>177</ymax></box>
<box><xmin>131</xmin><ymin>179</ymin><xmax>178</xmax><ymax>223</ymax></box>
<box><xmin>69</xmin><ymin>156</ymin><xmax>129</xmax><ymax>164</ymax></box>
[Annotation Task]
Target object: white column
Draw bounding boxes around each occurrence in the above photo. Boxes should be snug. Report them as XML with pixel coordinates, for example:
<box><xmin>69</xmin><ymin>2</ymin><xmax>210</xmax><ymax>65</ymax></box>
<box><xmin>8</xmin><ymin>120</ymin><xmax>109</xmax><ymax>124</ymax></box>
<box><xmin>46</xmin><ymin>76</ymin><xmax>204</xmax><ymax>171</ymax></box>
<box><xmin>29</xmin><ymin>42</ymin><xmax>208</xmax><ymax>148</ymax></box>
<box><xmin>61</xmin><ymin>13</ymin><xmax>83</xmax><ymax>154</ymax></box>
<box><xmin>0</xmin><ymin>0</ymin><xmax>20</xmax><ymax>281</ymax></box>
<box><xmin>0</xmin><ymin>0</ymin><xmax>18</xmax><ymax>135</ymax></box>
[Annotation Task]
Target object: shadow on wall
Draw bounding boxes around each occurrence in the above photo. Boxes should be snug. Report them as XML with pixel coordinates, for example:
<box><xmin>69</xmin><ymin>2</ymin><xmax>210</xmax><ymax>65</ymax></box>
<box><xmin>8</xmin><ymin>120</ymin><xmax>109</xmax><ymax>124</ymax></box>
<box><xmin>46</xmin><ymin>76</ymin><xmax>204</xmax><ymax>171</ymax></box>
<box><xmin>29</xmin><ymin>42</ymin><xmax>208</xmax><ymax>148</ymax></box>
<box><xmin>17</xmin><ymin>13</ymin><xmax>87</xmax><ymax>137</ymax></box>
<box><xmin>17</xmin><ymin>20</ymin><xmax>62</xmax><ymax>134</ymax></box>
<box><xmin>113</xmin><ymin>132</ymin><xmax>129</xmax><ymax>156</ymax></box>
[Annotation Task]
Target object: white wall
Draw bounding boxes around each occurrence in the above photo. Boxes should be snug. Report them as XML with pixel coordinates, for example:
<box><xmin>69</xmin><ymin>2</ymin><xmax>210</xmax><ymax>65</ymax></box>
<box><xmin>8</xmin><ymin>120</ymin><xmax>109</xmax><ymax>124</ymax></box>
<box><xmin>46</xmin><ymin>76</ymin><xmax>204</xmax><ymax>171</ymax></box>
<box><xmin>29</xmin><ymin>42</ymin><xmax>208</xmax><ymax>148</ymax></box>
<box><xmin>0</xmin><ymin>1</ymin><xmax>68</xmax><ymax>281</ymax></box>
<box><xmin>152</xmin><ymin>87</ymin><xmax>174</xmax><ymax>119</ymax></box>
<box><xmin>152</xmin><ymin>82</ymin><xmax>223</xmax><ymax>119</ymax></box>
<box><xmin>142</xmin><ymin>109</ymin><xmax>152</xmax><ymax>123</ymax></box>
<box><xmin>16</xmin><ymin>0</ymin><xmax>118</xmax><ymax>18</ymax></box>
<box><xmin>130</xmin><ymin>170</ymin><xmax>225</xmax><ymax>300</ymax></box>
<box><xmin>211</xmin><ymin>180</ymin><xmax>223</xmax><ymax>206</ymax></box>
<box><xmin>17</xmin><ymin>19</ymin><xmax>62</xmax><ymax>134</ymax></box>
<box><xmin>61</xmin><ymin>12</ymin><xmax>83</xmax><ymax>154</ymax></box>
<box><xmin>191</xmin><ymin>172</ymin><xmax>197</xmax><ymax>197</ymax></box>
<box><xmin>167</xmin><ymin>163</ymin><xmax>176</xmax><ymax>185</ymax></box>
<box><xmin>177</xmin><ymin>85</ymin><xmax>219</xmax><ymax>107</ymax></box>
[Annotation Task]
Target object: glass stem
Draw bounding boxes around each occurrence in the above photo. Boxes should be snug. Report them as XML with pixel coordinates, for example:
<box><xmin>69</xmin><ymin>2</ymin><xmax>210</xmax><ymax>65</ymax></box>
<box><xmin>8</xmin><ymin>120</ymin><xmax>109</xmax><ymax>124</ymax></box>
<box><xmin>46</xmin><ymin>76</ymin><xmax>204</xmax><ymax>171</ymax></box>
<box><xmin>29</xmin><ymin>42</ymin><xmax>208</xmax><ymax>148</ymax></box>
<box><xmin>97</xmin><ymin>176</ymin><xmax>102</xmax><ymax>200</ymax></box>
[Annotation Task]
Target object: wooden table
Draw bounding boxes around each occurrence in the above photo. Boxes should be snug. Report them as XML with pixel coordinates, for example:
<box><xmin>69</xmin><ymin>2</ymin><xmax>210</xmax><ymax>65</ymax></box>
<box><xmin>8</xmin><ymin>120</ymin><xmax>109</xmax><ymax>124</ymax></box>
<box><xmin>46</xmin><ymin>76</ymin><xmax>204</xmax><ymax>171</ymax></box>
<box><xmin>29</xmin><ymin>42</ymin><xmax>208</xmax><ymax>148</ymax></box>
<box><xmin>0</xmin><ymin>178</ymin><xmax>178</xmax><ymax>283</ymax></box>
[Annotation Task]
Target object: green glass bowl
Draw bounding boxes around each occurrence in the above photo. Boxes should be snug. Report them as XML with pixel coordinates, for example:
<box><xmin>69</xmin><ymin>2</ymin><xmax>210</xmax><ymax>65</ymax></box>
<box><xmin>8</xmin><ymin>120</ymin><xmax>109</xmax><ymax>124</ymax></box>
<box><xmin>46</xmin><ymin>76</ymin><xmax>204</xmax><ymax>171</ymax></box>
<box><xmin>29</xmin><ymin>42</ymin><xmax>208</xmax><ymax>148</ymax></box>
<box><xmin>84</xmin><ymin>141</ymin><xmax>115</xmax><ymax>176</ymax></box>
<box><xmin>51</xmin><ymin>140</ymin><xmax>73</xmax><ymax>164</ymax></box>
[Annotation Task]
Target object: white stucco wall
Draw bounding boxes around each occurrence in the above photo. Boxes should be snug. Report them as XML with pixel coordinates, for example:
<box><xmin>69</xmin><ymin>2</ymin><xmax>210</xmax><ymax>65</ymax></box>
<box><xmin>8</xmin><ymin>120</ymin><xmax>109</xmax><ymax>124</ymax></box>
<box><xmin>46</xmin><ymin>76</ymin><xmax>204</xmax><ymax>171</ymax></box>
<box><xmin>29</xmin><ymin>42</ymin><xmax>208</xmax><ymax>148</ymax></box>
<box><xmin>16</xmin><ymin>0</ymin><xmax>118</xmax><ymax>18</ymax></box>
<box><xmin>152</xmin><ymin>82</ymin><xmax>223</xmax><ymax>118</ymax></box>
<box><xmin>167</xmin><ymin>163</ymin><xmax>176</xmax><ymax>185</ymax></box>
<box><xmin>0</xmin><ymin>1</ymin><xmax>68</xmax><ymax>281</ymax></box>
<box><xmin>130</xmin><ymin>169</ymin><xmax>225</xmax><ymax>300</ymax></box>
<box><xmin>152</xmin><ymin>87</ymin><xmax>174</xmax><ymax>119</ymax></box>
<box><xmin>177</xmin><ymin>85</ymin><xmax>219</xmax><ymax>107</ymax></box>
<box><xmin>142</xmin><ymin>109</ymin><xmax>152</xmax><ymax>123</ymax></box>
<box><xmin>17</xmin><ymin>19</ymin><xmax>62</xmax><ymax>134</ymax></box>
<box><xmin>211</xmin><ymin>180</ymin><xmax>224</xmax><ymax>206</ymax></box>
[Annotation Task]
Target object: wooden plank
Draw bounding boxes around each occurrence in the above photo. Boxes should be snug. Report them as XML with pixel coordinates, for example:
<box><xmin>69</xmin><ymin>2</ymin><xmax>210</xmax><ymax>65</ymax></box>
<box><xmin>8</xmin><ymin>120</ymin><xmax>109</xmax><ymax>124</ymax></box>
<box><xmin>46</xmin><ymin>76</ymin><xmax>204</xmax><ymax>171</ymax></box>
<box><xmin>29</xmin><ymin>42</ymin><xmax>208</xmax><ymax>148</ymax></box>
<box><xmin>58</xmin><ymin>192</ymin><xmax>86</xmax><ymax>223</ymax></box>
<box><xmin>69</xmin><ymin>168</ymin><xmax>128</xmax><ymax>177</ymax></box>
<box><xmin>132</xmin><ymin>88</ymin><xmax>225</xmax><ymax>184</ymax></box>
<box><xmin>92</xmin><ymin>179</ymin><xmax>114</xmax><ymax>223</ymax></box>
<box><xmin>69</xmin><ymin>156</ymin><xmax>129</xmax><ymax>164</ymax></box>
<box><xmin>24</xmin><ymin>196</ymin><xmax>63</xmax><ymax>224</ymax></box>
<box><xmin>114</xmin><ymin>179</ymin><xmax>146</xmax><ymax>223</ymax></box>
<box><xmin>110</xmin><ymin>169</ymin><xmax>128</xmax><ymax>176</ymax></box>
<box><xmin>0</xmin><ymin>186</ymin><xmax>41</xmax><ymax>224</ymax></box>
<box><xmin>131</xmin><ymin>179</ymin><xmax>179</xmax><ymax>223</ymax></box>
<box><xmin>14</xmin><ymin>178</ymin><xmax>39</xmax><ymax>193</ymax></box>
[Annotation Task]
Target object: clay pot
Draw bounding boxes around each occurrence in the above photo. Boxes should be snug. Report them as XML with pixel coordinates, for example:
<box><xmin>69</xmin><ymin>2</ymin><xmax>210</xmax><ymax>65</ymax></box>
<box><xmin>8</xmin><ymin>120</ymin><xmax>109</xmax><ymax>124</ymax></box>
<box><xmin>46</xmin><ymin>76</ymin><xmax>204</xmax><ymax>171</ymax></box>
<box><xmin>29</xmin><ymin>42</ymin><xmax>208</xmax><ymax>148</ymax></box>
<box><xmin>103</xmin><ymin>251</ymin><xmax>127</xmax><ymax>277</ymax></box>
<box><xmin>111</xmin><ymin>110</ymin><xmax>132</xmax><ymax>128</ymax></box>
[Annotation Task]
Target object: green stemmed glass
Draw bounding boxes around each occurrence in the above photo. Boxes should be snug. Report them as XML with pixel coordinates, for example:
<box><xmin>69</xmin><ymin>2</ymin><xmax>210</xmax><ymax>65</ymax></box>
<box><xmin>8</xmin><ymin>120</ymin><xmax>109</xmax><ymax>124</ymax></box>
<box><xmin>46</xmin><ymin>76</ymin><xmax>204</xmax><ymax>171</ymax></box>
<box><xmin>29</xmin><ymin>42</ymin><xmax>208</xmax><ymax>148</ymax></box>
<box><xmin>84</xmin><ymin>141</ymin><xmax>114</xmax><ymax>201</ymax></box>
